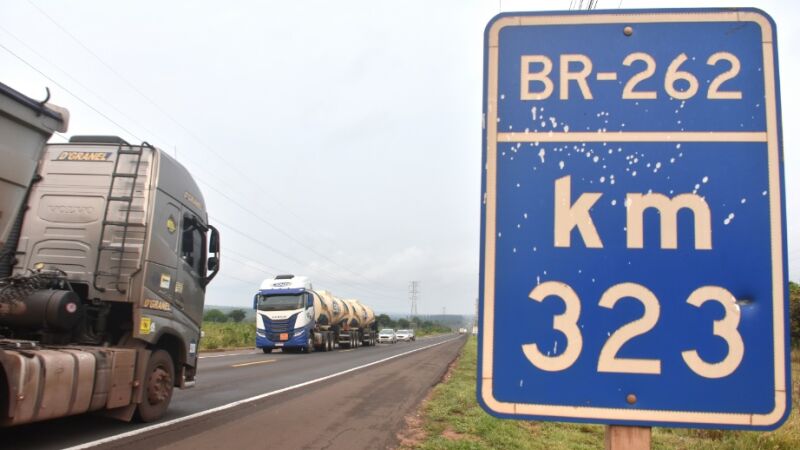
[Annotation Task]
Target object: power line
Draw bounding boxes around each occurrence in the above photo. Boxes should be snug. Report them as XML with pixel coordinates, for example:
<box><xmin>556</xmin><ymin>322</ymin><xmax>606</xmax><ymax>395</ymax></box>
<box><xmin>224</xmin><ymin>248</ymin><xmax>284</xmax><ymax>275</ymax></box>
<box><xmin>194</xmin><ymin>176</ymin><xmax>398</xmax><ymax>292</ymax></box>
<box><xmin>0</xmin><ymin>23</ymin><xmax>173</xmax><ymax>149</ymax></box>
<box><xmin>8</xmin><ymin>4</ymin><xmax>408</xmax><ymax>305</ymax></box>
<box><xmin>0</xmin><ymin>42</ymin><xmax>142</xmax><ymax>142</ymax></box>
<box><xmin>24</xmin><ymin>1</ymin><xmax>398</xmax><ymax>296</ymax></box>
<box><xmin>26</xmin><ymin>0</ymin><xmax>317</xmax><ymax>231</ymax></box>
<box><xmin>0</xmin><ymin>42</ymin><xmax>398</xmax><ymax>302</ymax></box>
<box><xmin>217</xmin><ymin>272</ymin><xmax>262</xmax><ymax>286</ymax></box>
<box><xmin>0</xmin><ymin>37</ymin><xmax>400</xmax><ymax>301</ymax></box>
<box><xmin>3</xmin><ymin>13</ymin><xmax>399</xmax><ymax>299</ymax></box>
<box><xmin>211</xmin><ymin>218</ymin><xmax>401</xmax><ymax>299</ymax></box>
<box><xmin>217</xmin><ymin>241</ymin><xmax>408</xmax><ymax>304</ymax></box>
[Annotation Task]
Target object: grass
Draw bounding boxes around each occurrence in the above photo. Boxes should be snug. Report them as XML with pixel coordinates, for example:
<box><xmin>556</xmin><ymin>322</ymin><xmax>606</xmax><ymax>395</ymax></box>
<box><xmin>405</xmin><ymin>337</ymin><xmax>800</xmax><ymax>450</ymax></box>
<box><xmin>199</xmin><ymin>321</ymin><xmax>255</xmax><ymax>351</ymax></box>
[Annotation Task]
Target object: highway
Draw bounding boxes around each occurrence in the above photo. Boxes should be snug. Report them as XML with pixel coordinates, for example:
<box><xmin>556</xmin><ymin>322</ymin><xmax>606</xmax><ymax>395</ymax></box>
<box><xmin>1</xmin><ymin>333</ymin><xmax>466</xmax><ymax>450</ymax></box>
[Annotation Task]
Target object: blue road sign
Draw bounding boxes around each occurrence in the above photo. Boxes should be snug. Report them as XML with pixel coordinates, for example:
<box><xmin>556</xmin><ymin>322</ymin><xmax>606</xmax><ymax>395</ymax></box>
<box><xmin>478</xmin><ymin>9</ymin><xmax>788</xmax><ymax>430</ymax></box>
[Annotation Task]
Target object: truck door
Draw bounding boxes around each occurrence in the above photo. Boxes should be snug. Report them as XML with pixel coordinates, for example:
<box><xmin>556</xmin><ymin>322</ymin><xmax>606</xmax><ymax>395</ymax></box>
<box><xmin>142</xmin><ymin>193</ymin><xmax>179</xmax><ymax>304</ymax></box>
<box><xmin>175</xmin><ymin>211</ymin><xmax>207</xmax><ymax>325</ymax></box>
<box><xmin>306</xmin><ymin>293</ymin><xmax>314</xmax><ymax>325</ymax></box>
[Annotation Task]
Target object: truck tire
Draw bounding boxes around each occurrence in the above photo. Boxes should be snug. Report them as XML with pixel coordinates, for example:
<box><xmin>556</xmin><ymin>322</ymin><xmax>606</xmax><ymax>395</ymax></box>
<box><xmin>305</xmin><ymin>336</ymin><xmax>314</xmax><ymax>353</ymax></box>
<box><xmin>262</xmin><ymin>348</ymin><xmax>273</xmax><ymax>354</ymax></box>
<box><xmin>136</xmin><ymin>350</ymin><xmax>174</xmax><ymax>422</ymax></box>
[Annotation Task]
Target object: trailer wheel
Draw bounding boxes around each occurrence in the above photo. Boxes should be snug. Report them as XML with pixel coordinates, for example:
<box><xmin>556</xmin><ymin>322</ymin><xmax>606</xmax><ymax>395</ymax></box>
<box><xmin>136</xmin><ymin>350</ymin><xmax>174</xmax><ymax>423</ymax></box>
<box><xmin>262</xmin><ymin>348</ymin><xmax>273</xmax><ymax>354</ymax></box>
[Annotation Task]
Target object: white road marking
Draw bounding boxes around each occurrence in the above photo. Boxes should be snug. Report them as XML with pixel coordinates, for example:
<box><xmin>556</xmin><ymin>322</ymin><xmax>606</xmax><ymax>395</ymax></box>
<box><xmin>198</xmin><ymin>351</ymin><xmax>255</xmax><ymax>359</ymax></box>
<box><xmin>65</xmin><ymin>335</ymin><xmax>462</xmax><ymax>450</ymax></box>
<box><xmin>232</xmin><ymin>359</ymin><xmax>277</xmax><ymax>368</ymax></box>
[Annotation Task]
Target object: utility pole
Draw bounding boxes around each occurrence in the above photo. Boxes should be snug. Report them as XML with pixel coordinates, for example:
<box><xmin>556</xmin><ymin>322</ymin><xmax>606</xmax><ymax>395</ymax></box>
<box><xmin>409</xmin><ymin>281</ymin><xmax>419</xmax><ymax>318</ymax></box>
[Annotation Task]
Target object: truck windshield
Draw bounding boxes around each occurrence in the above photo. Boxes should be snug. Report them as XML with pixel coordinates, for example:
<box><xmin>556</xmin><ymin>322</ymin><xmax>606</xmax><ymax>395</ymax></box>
<box><xmin>256</xmin><ymin>294</ymin><xmax>304</xmax><ymax>311</ymax></box>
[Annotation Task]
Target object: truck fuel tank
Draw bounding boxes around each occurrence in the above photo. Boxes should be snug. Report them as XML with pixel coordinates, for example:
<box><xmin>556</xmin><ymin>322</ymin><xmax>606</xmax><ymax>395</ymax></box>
<box><xmin>0</xmin><ymin>289</ymin><xmax>83</xmax><ymax>332</ymax></box>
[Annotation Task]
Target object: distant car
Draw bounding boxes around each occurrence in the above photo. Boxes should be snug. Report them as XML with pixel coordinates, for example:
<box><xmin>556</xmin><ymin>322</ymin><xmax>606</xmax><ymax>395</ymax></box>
<box><xmin>395</xmin><ymin>329</ymin><xmax>413</xmax><ymax>342</ymax></box>
<box><xmin>378</xmin><ymin>328</ymin><xmax>397</xmax><ymax>344</ymax></box>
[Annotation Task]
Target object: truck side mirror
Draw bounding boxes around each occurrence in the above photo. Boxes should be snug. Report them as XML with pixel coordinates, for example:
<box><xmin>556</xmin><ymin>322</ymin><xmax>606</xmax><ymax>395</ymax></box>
<box><xmin>209</xmin><ymin>226</ymin><xmax>220</xmax><ymax>253</ymax></box>
<box><xmin>204</xmin><ymin>225</ymin><xmax>220</xmax><ymax>286</ymax></box>
<box><xmin>253</xmin><ymin>294</ymin><xmax>258</xmax><ymax>310</ymax></box>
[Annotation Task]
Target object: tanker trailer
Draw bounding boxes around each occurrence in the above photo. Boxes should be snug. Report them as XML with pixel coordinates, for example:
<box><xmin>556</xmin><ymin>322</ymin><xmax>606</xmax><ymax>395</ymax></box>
<box><xmin>316</xmin><ymin>290</ymin><xmax>347</xmax><ymax>330</ymax></box>
<box><xmin>0</xmin><ymin>82</ymin><xmax>220</xmax><ymax>426</ymax></box>
<box><xmin>358</xmin><ymin>302</ymin><xmax>377</xmax><ymax>346</ymax></box>
<box><xmin>338</xmin><ymin>298</ymin><xmax>376</xmax><ymax>348</ymax></box>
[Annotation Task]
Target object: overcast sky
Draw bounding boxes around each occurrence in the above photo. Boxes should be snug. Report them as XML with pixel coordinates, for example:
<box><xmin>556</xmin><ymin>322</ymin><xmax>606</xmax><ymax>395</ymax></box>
<box><xmin>1</xmin><ymin>0</ymin><xmax>797</xmax><ymax>315</ymax></box>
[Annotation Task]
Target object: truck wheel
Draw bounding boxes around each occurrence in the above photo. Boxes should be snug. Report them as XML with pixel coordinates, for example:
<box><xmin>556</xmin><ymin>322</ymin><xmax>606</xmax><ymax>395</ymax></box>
<box><xmin>136</xmin><ymin>350</ymin><xmax>174</xmax><ymax>422</ymax></box>
<box><xmin>305</xmin><ymin>336</ymin><xmax>314</xmax><ymax>353</ymax></box>
<box><xmin>262</xmin><ymin>348</ymin><xmax>273</xmax><ymax>354</ymax></box>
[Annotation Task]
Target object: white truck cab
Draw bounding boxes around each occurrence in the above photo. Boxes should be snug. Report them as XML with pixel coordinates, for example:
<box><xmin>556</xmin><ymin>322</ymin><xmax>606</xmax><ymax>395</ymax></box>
<box><xmin>254</xmin><ymin>275</ymin><xmax>316</xmax><ymax>352</ymax></box>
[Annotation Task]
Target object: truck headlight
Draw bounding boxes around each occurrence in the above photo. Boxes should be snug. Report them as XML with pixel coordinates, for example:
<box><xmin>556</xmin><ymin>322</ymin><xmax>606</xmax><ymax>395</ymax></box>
<box><xmin>293</xmin><ymin>329</ymin><xmax>305</xmax><ymax>337</ymax></box>
<box><xmin>256</xmin><ymin>330</ymin><xmax>266</xmax><ymax>337</ymax></box>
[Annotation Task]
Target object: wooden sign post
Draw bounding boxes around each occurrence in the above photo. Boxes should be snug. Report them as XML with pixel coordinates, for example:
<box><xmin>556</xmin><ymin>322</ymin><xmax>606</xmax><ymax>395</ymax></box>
<box><xmin>605</xmin><ymin>426</ymin><xmax>651</xmax><ymax>450</ymax></box>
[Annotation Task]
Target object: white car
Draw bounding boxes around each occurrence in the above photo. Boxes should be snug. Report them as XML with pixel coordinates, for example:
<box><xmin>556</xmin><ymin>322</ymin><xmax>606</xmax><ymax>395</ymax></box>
<box><xmin>377</xmin><ymin>328</ymin><xmax>397</xmax><ymax>344</ymax></box>
<box><xmin>395</xmin><ymin>329</ymin><xmax>414</xmax><ymax>342</ymax></box>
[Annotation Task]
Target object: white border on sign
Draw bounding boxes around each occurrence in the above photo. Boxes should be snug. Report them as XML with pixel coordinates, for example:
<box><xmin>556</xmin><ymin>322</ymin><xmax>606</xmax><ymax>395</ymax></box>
<box><xmin>481</xmin><ymin>10</ymin><xmax>786</xmax><ymax>427</ymax></box>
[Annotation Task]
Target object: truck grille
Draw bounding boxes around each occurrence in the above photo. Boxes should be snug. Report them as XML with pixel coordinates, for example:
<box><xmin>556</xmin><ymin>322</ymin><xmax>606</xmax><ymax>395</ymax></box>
<box><xmin>260</xmin><ymin>315</ymin><xmax>294</xmax><ymax>333</ymax></box>
<box><xmin>265</xmin><ymin>319</ymin><xmax>290</xmax><ymax>332</ymax></box>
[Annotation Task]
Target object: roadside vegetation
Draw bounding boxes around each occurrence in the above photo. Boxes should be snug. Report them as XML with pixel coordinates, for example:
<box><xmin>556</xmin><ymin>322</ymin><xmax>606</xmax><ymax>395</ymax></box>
<box><xmin>376</xmin><ymin>314</ymin><xmax>452</xmax><ymax>337</ymax></box>
<box><xmin>199</xmin><ymin>310</ymin><xmax>452</xmax><ymax>351</ymax></box>
<box><xmin>203</xmin><ymin>308</ymin><xmax>248</xmax><ymax>323</ymax></box>
<box><xmin>199</xmin><ymin>322</ymin><xmax>255</xmax><ymax>351</ymax></box>
<box><xmin>404</xmin><ymin>282</ymin><xmax>800</xmax><ymax>450</ymax></box>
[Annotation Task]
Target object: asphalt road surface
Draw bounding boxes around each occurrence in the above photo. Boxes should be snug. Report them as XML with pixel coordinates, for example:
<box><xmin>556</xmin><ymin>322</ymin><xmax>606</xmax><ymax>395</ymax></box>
<box><xmin>1</xmin><ymin>333</ymin><xmax>466</xmax><ymax>450</ymax></box>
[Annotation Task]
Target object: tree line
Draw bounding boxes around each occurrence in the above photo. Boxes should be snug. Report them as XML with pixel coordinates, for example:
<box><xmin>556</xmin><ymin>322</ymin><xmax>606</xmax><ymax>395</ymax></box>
<box><xmin>204</xmin><ymin>308</ymin><xmax>247</xmax><ymax>323</ymax></box>
<box><xmin>375</xmin><ymin>314</ymin><xmax>451</xmax><ymax>334</ymax></box>
<box><xmin>789</xmin><ymin>281</ymin><xmax>800</xmax><ymax>347</ymax></box>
